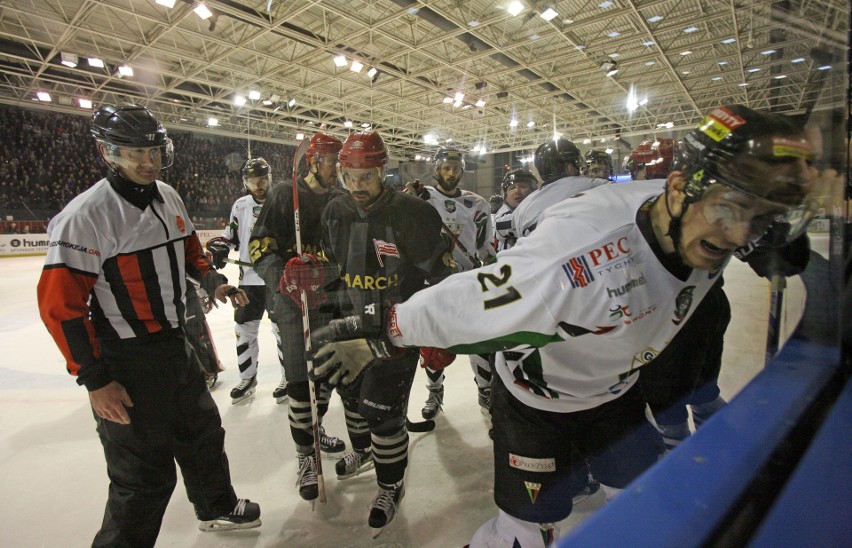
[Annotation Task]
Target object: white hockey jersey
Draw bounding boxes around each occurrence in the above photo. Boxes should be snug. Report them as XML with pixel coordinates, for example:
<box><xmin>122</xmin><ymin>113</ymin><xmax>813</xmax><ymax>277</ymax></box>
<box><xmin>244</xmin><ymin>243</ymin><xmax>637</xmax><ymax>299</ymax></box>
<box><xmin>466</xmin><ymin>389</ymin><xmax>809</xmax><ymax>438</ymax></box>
<box><xmin>389</xmin><ymin>183</ymin><xmax>726</xmax><ymax>413</ymax></box>
<box><xmin>222</xmin><ymin>194</ymin><xmax>265</xmax><ymax>286</ymax></box>
<box><xmin>492</xmin><ymin>203</ymin><xmax>517</xmax><ymax>252</ymax></box>
<box><xmin>420</xmin><ymin>185</ymin><xmax>494</xmax><ymax>271</ymax></box>
<box><xmin>512</xmin><ymin>176</ymin><xmax>612</xmax><ymax>238</ymax></box>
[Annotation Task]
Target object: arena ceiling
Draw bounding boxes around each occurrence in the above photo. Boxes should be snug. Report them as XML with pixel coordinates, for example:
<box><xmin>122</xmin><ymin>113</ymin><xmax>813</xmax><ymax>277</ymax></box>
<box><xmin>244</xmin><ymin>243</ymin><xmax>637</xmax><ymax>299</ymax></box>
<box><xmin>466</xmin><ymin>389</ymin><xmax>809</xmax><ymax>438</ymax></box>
<box><xmin>0</xmin><ymin>0</ymin><xmax>847</xmax><ymax>160</ymax></box>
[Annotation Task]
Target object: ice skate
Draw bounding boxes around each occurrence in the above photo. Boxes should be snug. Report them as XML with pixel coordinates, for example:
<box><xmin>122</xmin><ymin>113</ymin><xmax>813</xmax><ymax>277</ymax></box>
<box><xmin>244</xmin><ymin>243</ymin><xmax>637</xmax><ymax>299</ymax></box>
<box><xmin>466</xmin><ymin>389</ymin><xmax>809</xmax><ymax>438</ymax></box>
<box><xmin>477</xmin><ymin>385</ymin><xmax>492</xmax><ymax>419</ymax></box>
<box><xmin>421</xmin><ymin>385</ymin><xmax>444</xmax><ymax>420</ymax></box>
<box><xmin>230</xmin><ymin>376</ymin><xmax>257</xmax><ymax>404</ymax></box>
<box><xmin>272</xmin><ymin>377</ymin><xmax>288</xmax><ymax>404</ymax></box>
<box><xmin>335</xmin><ymin>448</ymin><xmax>375</xmax><ymax>480</ymax></box>
<box><xmin>204</xmin><ymin>371</ymin><xmax>218</xmax><ymax>390</ymax></box>
<box><xmin>369</xmin><ymin>480</ymin><xmax>405</xmax><ymax>538</ymax></box>
<box><xmin>319</xmin><ymin>425</ymin><xmax>346</xmax><ymax>456</ymax></box>
<box><xmin>296</xmin><ymin>453</ymin><xmax>319</xmax><ymax>502</ymax></box>
<box><xmin>572</xmin><ymin>474</ymin><xmax>601</xmax><ymax>506</ymax></box>
<box><xmin>198</xmin><ymin>498</ymin><xmax>261</xmax><ymax>531</ymax></box>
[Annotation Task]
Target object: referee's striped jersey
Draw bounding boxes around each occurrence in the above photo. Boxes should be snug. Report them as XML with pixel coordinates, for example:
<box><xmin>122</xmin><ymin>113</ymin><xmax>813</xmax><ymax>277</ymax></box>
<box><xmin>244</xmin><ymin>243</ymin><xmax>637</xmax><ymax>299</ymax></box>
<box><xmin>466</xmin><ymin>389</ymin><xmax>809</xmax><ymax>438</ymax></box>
<box><xmin>37</xmin><ymin>176</ymin><xmax>225</xmax><ymax>389</ymax></box>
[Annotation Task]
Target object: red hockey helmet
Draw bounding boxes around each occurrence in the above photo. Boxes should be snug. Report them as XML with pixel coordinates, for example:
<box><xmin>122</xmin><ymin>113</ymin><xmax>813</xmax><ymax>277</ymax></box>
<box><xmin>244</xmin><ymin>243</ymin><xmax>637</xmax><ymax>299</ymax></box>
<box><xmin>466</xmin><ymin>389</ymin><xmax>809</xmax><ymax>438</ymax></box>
<box><xmin>306</xmin><ymin>133</ymin><xmax>343</xmax><ymax>165</ymax></box>
<box><xmin>338</xmin><ymin>131</ymin><xmax>388</xmax><ymax>169</ymax></box>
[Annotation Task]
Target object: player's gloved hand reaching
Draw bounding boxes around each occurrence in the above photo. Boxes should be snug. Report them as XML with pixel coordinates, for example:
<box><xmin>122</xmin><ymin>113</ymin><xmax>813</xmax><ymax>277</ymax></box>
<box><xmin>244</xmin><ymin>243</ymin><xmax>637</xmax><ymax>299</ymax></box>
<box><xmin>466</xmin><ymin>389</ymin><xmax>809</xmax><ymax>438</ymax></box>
<box><xmin>734</xmin><ymin>222</ymin><xmax>810</xmax><ymax>279</ymax></box>
<box><xmin>205</xmin><ymin>237</ymin><xmax>231</xmax><ymax>269</ymax></box>
<box><xmin>307</xmin><ymin>302</ymin><xmax>404</xmax><ymax>384</ymax></box>
<box><xmin>280</xmin><ymin>254</ymin><xmax>328</xmax><ymax>309</ymax></box>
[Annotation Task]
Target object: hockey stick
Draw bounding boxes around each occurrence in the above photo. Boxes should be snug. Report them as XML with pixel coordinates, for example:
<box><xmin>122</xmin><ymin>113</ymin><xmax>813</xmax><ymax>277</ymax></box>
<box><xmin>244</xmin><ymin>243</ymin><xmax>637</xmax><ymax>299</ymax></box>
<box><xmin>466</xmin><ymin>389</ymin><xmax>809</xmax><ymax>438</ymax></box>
<box><xmin>224</xmin><ymin>257</ymin><xmax>252</xmax><ymax>267</ymax></box>
<box><xmin>439</xmin><ymin>220</ymin><xmax>483</xmax><ymax>269</ymax></box>
<box><xmin>291</xmin><ymin>137</ymin><xmax>327</xmax><ymax>505</ymax></box>
<box><xmin>763</xmin><ymin>47</ymin><xmax>832</xmax><ymax>365</ymax></box>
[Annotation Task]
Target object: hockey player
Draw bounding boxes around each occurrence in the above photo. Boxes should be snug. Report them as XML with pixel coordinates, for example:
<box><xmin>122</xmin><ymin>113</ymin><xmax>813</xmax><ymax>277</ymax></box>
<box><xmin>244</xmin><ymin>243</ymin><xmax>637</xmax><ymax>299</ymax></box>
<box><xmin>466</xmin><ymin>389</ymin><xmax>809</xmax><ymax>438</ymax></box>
<box><xmin>206</xmin><ymin>158</ymin><xmax>287</xmax><ymax>404</ymax></box>
<box><xmin>493</xmin><ymin>169</ymin><xmax>537</xmax><ymax>252</ymax></box>
<box><xmin>405</xmin><ymin>147</ymin><xmax>495</xmax><ymax>420</ymax></box>
<box><xmin>284</xmin><ymin>131</ymin><xmax>452</xmax><ymax>534</ymax></box>
<box><xmin>306</xmin><ymin>105</ymin><xmax>820</xmax><ymax>546</ymax></box>
<box><xmin>248</xmin><ymin>133</ymin><xmax>348</xmax><ymax>502</ymax></box>
<box><xmin>512</xmin><ymin>138</ymin><xmax>610</xmax><ymax>238</ymax></box>
<box><xmin>37</xmin><ymin>104</ymin><xmax>261</xmax><ymax>545</ymax></box>
<box><xmin>582</xmin><ymin>148</ymin><xmax>615</xmax><ymax>180</ymax></box>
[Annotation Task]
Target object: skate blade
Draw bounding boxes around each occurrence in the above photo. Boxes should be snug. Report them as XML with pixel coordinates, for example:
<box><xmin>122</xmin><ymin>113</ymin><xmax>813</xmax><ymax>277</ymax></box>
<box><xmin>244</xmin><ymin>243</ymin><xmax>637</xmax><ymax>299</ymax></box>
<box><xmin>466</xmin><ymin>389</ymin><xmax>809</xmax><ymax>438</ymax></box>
<box><xmin>320</xmin><ymin>447</ymin><xmax>346</xmax><ymax>458</ymax></box>
<box><xmin>336</xmin><ymin>461</ymin><xmax>376</xmax><ymax>481</ymax></box>
<box><xmin>198</xmin><ymin>518</ymin><xmax>262</xmax><ymax>532</ymax></box>
<box><xmin>275</xmin><ymin>395</ymin><xmax>289</xmax><ymax>404</ymax></box>
<box><xmin>231</xmin><ymin>389</ymin><xmax>256</xmax><ymax>405</ymax></box>
<box><xmin>371</xmin><ymin>526</ymin><xmax>386</xmax><ymax>539</ymax></box>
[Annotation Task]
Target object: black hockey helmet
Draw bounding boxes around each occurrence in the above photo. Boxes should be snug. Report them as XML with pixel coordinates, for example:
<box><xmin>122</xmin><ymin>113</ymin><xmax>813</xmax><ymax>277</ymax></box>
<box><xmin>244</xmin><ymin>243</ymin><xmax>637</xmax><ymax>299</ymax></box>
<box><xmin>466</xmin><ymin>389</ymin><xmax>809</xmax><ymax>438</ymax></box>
<box><xmin>534</xmin><ymin>139</ymin><xmax>581</xmax><ymax>183</ymax></box>
<box><xmin>582</xmin><ymin>149</ymin><xmax>614</xmax><ymax>180</ymax></box>
<box><xmin>501</xmin><ymin>169</ymin><xmax>538</xmax><ymax>196</ymax></box>
<box><xmin>91</xmin><ymin>104</ymin><xmax>174</xmax><ymax>169</ymax></box>
<box><xmin>672</xmin><ymin>104</ymin><xmax>817</xmax><ymax>243</ymax></box>
<box><xmin>242</xmin><ymin>157</ymin><xmax>270</xmax><ymax>179</ymax></box>
<box><xmin>434</xmin><ymin>147</ymin><xmax>466</xmax><ymax>172</ymax></box>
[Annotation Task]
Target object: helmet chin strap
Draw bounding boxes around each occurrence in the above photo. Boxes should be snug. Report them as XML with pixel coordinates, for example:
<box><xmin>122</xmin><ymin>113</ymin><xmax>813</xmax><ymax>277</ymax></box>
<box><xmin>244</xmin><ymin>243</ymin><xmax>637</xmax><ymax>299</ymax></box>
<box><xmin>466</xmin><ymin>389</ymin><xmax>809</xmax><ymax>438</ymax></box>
<box><xmin>664</xmin><ymin>185</ymin><xmax>688</xmax><ymax>260</ymax></box>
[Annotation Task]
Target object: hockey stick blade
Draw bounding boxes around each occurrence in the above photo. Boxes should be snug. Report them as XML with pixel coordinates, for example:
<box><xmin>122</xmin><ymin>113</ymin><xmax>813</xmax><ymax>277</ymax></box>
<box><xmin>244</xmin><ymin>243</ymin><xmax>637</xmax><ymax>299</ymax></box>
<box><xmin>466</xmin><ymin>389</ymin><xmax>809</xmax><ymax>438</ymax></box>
<box><xmin>405</xmin><ymin>418</ymin><xmax>436</xmax><ymax>433</ymax></box>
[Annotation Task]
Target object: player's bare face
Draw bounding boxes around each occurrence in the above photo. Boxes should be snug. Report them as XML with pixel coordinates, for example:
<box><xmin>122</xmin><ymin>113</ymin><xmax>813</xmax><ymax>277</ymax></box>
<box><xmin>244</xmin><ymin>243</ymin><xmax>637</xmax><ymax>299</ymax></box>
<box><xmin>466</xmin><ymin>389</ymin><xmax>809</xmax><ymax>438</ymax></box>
<box><xmin>505</xmin><ymin>182</ymin><xmax>535</xmax><ymax>209</ymax></box>
<box><xmin>116</xmin><ymin>146</ymin><xmax>162</xmax><ymax>185</ymax></box>
<box><xmin>437</xmin><ymin>162</ymin><xmax>463</xmax><ymax>193</ymax></box>
<box><xmin>341</xmin><ymin>167</ymin><xmax>383</xmax><ymax>207</ymax></box>
<box><xmin>313</xmin><ymin>154</ymin><xmax>338</xmax><ymax>188</ymax></box>
<box><xmin>244</xmin><ymin>175</ymin><xmax>269</xmax><ymax>202</ymax></box>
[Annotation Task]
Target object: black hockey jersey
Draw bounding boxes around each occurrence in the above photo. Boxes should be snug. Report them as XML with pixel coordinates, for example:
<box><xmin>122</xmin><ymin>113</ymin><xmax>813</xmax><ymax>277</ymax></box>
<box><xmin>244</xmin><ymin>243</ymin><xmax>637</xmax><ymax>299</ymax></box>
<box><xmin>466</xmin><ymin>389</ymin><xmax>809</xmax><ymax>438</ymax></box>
<box><xmin>321</xmin><ymin>188</ymin><xmax>452</xmax><ymax>314</ymax></box>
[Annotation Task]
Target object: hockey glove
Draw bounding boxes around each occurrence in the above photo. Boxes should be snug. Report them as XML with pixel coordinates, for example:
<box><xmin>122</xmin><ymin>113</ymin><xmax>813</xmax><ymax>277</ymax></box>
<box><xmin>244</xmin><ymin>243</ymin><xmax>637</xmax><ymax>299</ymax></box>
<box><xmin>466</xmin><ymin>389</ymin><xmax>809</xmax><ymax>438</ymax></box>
<box><xmin>205</xmin><ymin>237</ymin><xmax>232</xmax><ymax>269</ymax></box>
<box><xmin>311</xmin><ymin>339</ymin><xmax>375</xmax><ymax>385</ymax></box>
<box><xmin>419</xmin><ymin>347</ymin><xmax>456</xmax><ymax>370</ymax></box>
<box><xmin>280</xmin><ymin>254</ymin><xmax>328</xmax><ymax>309</ymax></box>
<box><xmin>310</xmin><ymin>302</ymin><xmax>404</xmax><ymax>361</ymax></box>
<box><xmin>734</xmin><ymin>225</ymin><xmax>810</xmax><ymax>279</ymax></box>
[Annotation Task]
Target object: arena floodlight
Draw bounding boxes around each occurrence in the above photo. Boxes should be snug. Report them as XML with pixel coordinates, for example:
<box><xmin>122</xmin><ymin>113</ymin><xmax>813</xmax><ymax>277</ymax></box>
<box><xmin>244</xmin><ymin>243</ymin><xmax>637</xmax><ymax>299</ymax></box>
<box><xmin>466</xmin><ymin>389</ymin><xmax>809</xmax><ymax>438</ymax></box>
<box><xmin>60</xmin><ymin>52</ymin><xmax>78</xmax><ymax>68</ymax></box>
<box><xmin>334</xmin><ymin>55</ymin><xmax>348</xmax><ymax>67</ymax></box>
<box><xmin>194</xmin><ymin>3</ymin><xmax>213</xmax><ymax>20</ymax></box>
<box><xmin>156</xmin><ymin>0</ymin><xmax>176</xmax><ymax>7</ymax></box>
<box><xmin>540</xmin><ymin>7</ymin><xmax>558</xmax><ymax>21</ymax></box>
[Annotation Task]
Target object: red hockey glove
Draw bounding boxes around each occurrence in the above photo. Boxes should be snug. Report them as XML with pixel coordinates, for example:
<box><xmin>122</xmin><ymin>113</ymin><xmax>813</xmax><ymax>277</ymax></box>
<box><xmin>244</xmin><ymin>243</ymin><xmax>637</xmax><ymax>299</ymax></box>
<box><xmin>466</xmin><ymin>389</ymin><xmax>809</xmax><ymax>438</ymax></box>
<box><xmin>205</xmin><ymin>236</ymin><xmax>231</xmax><ymax>269</ymax></box>
<box><xmin>280</xmin><ymin>254</ymin><xmax>327</xmax><ymax>309</ymax></box>
<box><xmin>419</xmin><ymin>347</ymin><xmax>456</xmax><ymax>370</ymax></box>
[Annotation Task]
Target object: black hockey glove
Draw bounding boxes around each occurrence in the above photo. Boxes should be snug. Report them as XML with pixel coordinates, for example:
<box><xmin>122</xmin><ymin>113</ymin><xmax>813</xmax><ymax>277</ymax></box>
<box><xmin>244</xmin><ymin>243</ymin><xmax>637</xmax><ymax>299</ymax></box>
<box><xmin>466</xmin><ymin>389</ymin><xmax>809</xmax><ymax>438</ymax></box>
<box><xmin>205</xmin><ymin>237</ymin><xmax>231</xmax><ymax>270</ymax></box>
<box><xmin>734</xmin><ymin>224</ymin><xmax>810</xmax><ymax>279</ymax></box>
<box><xmin>308</xmin><ymin>302</ymin><xmax>404</xmax><ymax>384</ymax></box>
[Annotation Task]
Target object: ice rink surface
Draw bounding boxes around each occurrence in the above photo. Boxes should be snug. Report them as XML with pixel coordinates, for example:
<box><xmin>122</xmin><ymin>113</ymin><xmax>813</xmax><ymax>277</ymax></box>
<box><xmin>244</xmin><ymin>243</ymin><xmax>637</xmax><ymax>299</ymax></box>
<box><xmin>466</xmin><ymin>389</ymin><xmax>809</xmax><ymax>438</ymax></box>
<box><xmin>0</xmin><ymin>235</ymin><xmax>823</xmax><ymax>547</ymax></box>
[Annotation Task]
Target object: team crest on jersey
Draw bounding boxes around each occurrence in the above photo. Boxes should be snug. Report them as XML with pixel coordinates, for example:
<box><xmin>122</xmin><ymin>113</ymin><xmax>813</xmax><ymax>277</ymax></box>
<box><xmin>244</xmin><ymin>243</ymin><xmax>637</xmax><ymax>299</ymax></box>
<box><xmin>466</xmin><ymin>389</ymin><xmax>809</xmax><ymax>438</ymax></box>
<box><xmin>463</xmin><ymin>198</ymin><xmax>473</xmax><ymax>208</ymax></box>
<box><xmin>672</xmin><ymin>286</ymin><xmax>696</xmax><ymax>325</ymax></box>
<box><xmin>373</xmin><ymin>238</ymin><xmax>400</xmax><ymax>267</ymax></box>
<box><xmin>524</xmin><ymin>481</ymin><xmax>542</xmax><ymax>504</ymax></box>
<box><xmin>175</xmin><ymin>215</ymin><xmax>186</xmax><ymax>234</ymax></box>
<box><xmin>444</xmin><ymin>200</ymin><xmax>456</xmax><ymax>213</ymax></box>
<box><xmin>561</xmin><ymin>255</ymin><xmax>595</xmax><ymax>288</ymax></box>
<box><xmin>252</xmin><ymin>205</ymin><xmax>263</xmax><ymax>217</ymax></box>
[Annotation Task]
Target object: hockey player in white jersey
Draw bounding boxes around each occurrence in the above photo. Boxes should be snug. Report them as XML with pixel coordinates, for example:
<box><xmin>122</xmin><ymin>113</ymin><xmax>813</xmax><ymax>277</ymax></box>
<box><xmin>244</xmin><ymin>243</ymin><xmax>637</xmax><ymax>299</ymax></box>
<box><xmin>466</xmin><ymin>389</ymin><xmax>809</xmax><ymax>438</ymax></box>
<box><xmin>493</xmin><ymin>169</ymin><xmax>537</xmax><ymax>252</ymax></box>
<box><xmin>306</xmin><ymin>105</ymin><xmax>821</xmax><ymax>547</ymax></box>
<box><xmin>513</xmin><ymin>138</ymin><xmax>610</xmax><ymax>239</ymax></box>
<box><xmin>207</xmin><ymin>158</ymin><xmax>287</xmax><ymax>404</ymax></box>
<box><xmin>405</xmin><ymin>147</ymin><xmax>495</xmax><ymax>420</ymax></box>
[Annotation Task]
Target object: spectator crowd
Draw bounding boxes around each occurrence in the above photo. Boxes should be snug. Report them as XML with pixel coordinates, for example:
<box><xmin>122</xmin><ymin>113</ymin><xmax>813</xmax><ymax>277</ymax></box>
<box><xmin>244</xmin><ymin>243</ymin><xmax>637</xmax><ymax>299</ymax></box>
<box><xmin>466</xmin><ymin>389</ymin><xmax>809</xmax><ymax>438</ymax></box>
<box><xmin>0</xmin><ymin>104</ymin><xmax>296</xmax><ymax>229</ymax></box>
